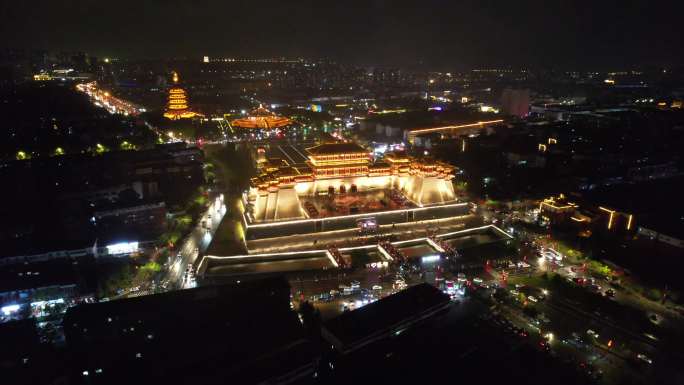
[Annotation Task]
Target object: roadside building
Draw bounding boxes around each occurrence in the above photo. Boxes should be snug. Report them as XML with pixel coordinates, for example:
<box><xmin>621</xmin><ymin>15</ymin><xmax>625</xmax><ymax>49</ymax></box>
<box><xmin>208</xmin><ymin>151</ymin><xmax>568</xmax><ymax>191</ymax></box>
<box><xmin>321</xmin><ymin>283</ymin><xmax>450</xmax><ymax>354</ymax></box>
<box><xmin>637</xmin><ymin>223</ymin><xmax>684</xmax><ymax>249</ymax></box>
<box><xmin>538</xmin><ymin>194</ymin><xmax>578</xmax><ymax>224</ymax></box>
<box><xmin>63</xmin><ymin>277</ymin><xmax>316</xmax><ymax>384</ymax></box>
<box><xmin>501</xmin><ymin>88</ymin><xmax>530</xmax><ymax>117</ymax></box>
<box><xmin>93</xmin><ymin>201</ymin><xmax>167</xmax><ymax>239</ymax></box>
<box><xmin>0</xmin><ymin>260</ymin><xmax>95</xmax><ymax>320</ymax></box>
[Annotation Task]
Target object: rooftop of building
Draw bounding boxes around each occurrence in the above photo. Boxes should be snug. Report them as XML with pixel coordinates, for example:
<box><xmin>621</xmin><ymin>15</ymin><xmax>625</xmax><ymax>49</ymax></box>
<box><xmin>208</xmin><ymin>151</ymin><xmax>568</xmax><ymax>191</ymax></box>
<box><xmin>306</xmin><ymin>142</ymin><xmax>368</xmax><ymax>156</ymax></box>
<box><xmin>0</xmin><ymin>259</ymin><xmax>95</xmax><ymax>293</ymax></box>
<box><xmin>323</xmin><ymin>283</ymin><xmax>450</xmax><ymax>351</ymax></box>
<box><xmin>65</xmin><ymin>277</ymin><xmax>290</xmax><ymax>323</ymax></box>
<box><xmin>384</xmin><ymin>151</ymin><xmax>410</xmax><ymax>162</ymax></box>
<box><xmin>579</xmin><ymin>176</ymin><xmax>684</xmax><ymax>239</ymax></box>
<box><xmin>0</xmin><ymin>319</ymin><xmax>39</xmax><ymax>351</ymax></box>
<box><xmin>369</xmin><ymin>160</ymin><xmax>391</xmax><ymax>169</ymax></box>
<box><xmin>63</xmin><ymin>277</ymin><xmax>315</xmax><ymax>384</ymax></box>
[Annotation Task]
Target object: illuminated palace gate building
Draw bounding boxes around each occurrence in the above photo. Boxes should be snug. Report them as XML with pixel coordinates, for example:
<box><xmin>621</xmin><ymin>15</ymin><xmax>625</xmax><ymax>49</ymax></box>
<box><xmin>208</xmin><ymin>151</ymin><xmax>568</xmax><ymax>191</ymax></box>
<box><xmin>243</xmin><ymin>142</ymin><xmax>469</xmax><ymax>239</ymax></box>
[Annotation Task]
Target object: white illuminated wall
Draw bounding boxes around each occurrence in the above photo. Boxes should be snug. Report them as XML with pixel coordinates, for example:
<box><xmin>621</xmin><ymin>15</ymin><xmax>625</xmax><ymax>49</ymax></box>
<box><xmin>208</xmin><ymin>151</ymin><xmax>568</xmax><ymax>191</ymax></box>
<box><xmin>106</xmin><ymin>242</ymin><xmax>139</xmax><ymax>255</ymax></box>
<box><xmin>253</xmin><ymin>187</ymin><xmax>304</xmax><ymax>221</ymax></box>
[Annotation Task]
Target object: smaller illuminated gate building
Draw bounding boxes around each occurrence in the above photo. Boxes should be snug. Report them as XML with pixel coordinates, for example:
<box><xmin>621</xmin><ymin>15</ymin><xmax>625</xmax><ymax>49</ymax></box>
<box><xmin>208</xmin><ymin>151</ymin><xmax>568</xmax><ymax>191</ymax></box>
<box><xmin>231</xmin><ymin>104</ymin><xmax>292</xmax><ymax>130</ymax></box>
<box><xmin>244</xmin><ymin>142</ymin><xmax>460</xmax><ymax>233</ymax></box>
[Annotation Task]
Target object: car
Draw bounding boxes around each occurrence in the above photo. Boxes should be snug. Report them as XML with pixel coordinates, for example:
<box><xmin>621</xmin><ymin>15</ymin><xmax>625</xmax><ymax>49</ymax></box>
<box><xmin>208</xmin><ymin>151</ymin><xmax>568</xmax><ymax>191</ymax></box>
<box><xmin>587</xmin><ymin>329</ymin><xmax>599</xmax><ymax>338</ymax></box>
<box><xmin>538</xmin><ymin>341</ymin><xmax>551</xmax><ymax>352</ymax></box>
<box><xmin>604</xmin><ymin>289</ymin><xmax>615</xmax><ymax>297</ymax></box>
<box><xmin>637</xmin><ymin>354</ymin><xmax>653</xmax><ymax>364</ymax></box>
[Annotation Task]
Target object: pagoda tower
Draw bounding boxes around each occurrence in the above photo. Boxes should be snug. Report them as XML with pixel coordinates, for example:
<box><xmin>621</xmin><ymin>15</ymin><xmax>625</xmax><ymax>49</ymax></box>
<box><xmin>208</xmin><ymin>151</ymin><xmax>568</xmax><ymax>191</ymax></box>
<box><xmin>163</xmin><ymin>71</ymin><xmax>197</xmax><ymax>120</ymax></box>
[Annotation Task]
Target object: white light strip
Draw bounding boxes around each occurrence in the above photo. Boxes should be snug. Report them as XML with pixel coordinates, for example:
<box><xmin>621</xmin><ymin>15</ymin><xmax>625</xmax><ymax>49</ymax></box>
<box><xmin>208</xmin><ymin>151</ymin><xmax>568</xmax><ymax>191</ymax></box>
<box><xmin>409</xmin><ymin>120</ymin><xmax>504</xmax><ymax>135</ymax></box>
<box><xmin>435</xmin><ymin>225</ymin><xmax>490</xmax><ymax>238</ymax></box>
<box><xmin>338</xmin><ymin>244</ymin><xmax>377</xmax><ymax>252</ymax></box>
<box><xmin>392</xmin><ymin>237</ymin><xmax>428</xmax><ymax>246</ymax></box>
<box><xmin>199</xmin><ymin>224</ymin><xmax>513</xmax><ymax>272</ymax></box>
<box><xmin>246</xmin><ymin>214</ymin><xmax>472</xmax><ymax>246</ymax></box>
<box><xmin>426</xmin><ymin>238</ymin><xmax>446</xmax><ymax>253</ymax></box>
<box><xmin>245</xmin><ymin>202</ymin><xmax>469</xmax><ymax>228</ymax></box>
<box><xmin>206</xmin><ymin>249</ymin><xmax>327</xmax><ymax>260</ymax></box>
<box><xmin>325</xmin><ymin>250</ymin><xmax>339</xmax><ymax>268</ymax></box>
<box><xmin>376</xmin><ymin>245</ymin><xmax>394</xmax><ymax>261</ymax></box>
<box><xmin>489</xmin><ymin>224</ymin><xmax>515</xmax><ymax>239</ymax></box>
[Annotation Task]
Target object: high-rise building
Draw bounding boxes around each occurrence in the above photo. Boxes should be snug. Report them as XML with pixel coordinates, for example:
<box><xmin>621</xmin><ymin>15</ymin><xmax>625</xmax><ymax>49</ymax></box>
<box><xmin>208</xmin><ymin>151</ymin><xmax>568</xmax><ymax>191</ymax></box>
<box><xmin>501</xmin><ymin>88</ymin><xmax>530</xmax><ymax>117</ymax></box>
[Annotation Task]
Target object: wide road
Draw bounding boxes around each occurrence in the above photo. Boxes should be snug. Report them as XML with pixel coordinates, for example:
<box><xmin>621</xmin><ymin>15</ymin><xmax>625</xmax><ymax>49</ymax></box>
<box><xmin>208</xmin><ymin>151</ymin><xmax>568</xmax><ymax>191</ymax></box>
<box><xmin>165</xmin><ymin>194</ymin><xmax>227</xmax><ymax>289</ymax></box>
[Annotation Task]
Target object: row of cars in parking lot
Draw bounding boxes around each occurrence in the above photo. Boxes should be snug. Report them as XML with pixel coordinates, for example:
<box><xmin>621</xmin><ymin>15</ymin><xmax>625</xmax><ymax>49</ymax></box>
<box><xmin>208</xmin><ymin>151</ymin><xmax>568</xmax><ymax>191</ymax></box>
<box><xmin>481</xmin><ymin>309</ymin><xmax>613</xmax><ymax>380</ymax></box>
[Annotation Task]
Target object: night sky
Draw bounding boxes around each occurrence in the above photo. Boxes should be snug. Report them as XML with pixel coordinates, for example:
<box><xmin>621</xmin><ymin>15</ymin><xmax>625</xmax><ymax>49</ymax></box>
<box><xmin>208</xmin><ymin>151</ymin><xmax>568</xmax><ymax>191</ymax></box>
<box><xmin>2</xmin><ymin>0</ymin><xmax>682</xmax><ymax>69</ymax></box>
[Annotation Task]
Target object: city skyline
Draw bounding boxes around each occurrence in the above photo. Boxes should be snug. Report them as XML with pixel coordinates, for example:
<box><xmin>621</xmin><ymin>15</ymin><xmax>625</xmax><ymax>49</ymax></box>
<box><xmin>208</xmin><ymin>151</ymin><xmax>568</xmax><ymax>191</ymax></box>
<box><xmin>3</xmin><ymin>0</ymin><xmax>684</xmax><ymax>69</ymax></box>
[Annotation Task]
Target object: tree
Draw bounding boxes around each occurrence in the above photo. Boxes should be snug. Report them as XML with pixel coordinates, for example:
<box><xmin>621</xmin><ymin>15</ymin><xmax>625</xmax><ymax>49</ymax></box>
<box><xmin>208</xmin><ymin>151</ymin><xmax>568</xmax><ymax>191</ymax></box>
<box><xmin>98</xmin><ymin>264</ymin><xmax>134</xmax><ymax>298</ymax></box>
<box><xmin>550</xmin><ymin>273</ymin><xmax>564</xmax><ymax>288</ymax></box>
<box><xmin>349</xmin><ymin>249</ymin><xmax>372</xmax><ymax>269</ymax></box>
<box><xmin>493</xmin><ymin>287</ymin><xmax>508</xmax><ymax>302</ymax></box>
<box><xmin>298</xmin><ymin>301</ymin><xmax>321</xmax><ymax>335</ymax></box>
<box><xmin>118</xmin><ymin>188</ymin><xmax>140</xmax><ymax>204</ymax></box>
<box><xmin>523</xmin><ymin>305</ymin><xmax>539</xmax><ymax>318</ymax></box>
